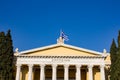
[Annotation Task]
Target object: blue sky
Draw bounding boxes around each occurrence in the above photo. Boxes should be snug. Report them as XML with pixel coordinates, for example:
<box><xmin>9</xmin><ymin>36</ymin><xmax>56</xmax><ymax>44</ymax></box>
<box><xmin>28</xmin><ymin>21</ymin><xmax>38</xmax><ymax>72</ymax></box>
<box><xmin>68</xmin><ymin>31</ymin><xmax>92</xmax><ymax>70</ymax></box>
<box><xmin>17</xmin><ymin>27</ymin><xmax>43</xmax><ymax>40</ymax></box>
<box><xmin>0</xmin><ymin>0</ymin><xmax>120</xmax><ymax>52</ymax></box>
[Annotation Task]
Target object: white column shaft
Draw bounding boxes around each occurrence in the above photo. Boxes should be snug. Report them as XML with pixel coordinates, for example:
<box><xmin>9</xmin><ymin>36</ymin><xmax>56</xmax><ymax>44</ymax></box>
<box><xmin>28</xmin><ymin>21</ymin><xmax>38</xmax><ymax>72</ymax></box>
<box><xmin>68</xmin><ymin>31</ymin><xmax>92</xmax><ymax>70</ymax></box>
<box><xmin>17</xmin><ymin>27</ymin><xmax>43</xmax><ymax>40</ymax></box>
<box><xmin>28</xmin><ymin>64</ymin><xmax>33</xmax><ymax>80</ymax></box>
<box><xmin>100</xmin><ymin>65</ymin><xmax>105</xmax><ymax>80</ymax></box>
<box><xmin>64</xmin><ymin>65</ymin><xmax>69</xmax><ymax>80</ymax></box>
<box><xmin>52</xmin><ymin>64</ymin><xmax>57</xmax><ymax>80</ymax></box>
<box><xmin>40</xmin><ymin>64</ymin><xmax>45</xmax><ymax>80</ymax></box>
<box><xmin>76</xmin><ymin>65</ymin><xmax>81</xmax><ymax>80</ymax></box>
<box><xmin>15</xmin><ymin>64</ymin><xmax>21</xmax><ymax>80</ymax></box>
<box><xmin>88</xmin><ymin>65</ymin><xmax>93</xmax><ymax>80</ymax></box>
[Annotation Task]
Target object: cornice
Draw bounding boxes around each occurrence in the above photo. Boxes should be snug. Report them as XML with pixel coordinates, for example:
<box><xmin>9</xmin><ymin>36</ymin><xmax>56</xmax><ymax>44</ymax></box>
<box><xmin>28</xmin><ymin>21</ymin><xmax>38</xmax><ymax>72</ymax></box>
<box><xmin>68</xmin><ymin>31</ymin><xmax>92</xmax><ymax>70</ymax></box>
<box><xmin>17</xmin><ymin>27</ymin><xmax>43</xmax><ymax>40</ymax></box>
<box><xmin>16</xmin><ymin>55</ymin><xmax>105</xmax><ymax>58</ymax></box>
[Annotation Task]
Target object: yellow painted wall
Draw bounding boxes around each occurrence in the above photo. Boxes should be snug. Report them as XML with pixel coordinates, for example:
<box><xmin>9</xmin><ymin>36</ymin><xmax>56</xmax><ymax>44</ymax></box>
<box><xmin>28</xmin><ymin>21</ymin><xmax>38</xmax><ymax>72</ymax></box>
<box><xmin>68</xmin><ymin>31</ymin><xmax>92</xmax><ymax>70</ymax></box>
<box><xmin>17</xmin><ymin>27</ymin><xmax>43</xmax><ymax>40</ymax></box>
<box><xmin>93</xmin><ymin>67</ymin><xmax>100</xmax><ymax>80</ymax></box>
<box><xmin>21</xmin><ymin>66</ymin><xmax>28</xmax><ymax>80</ymax></box>
<box><xmin>24</xmin><ymin>46</ymin><xmax>97</xmax><ymax>56</ymax></box>
<box><xmin>86</xmin><ymin>69</ymin><xmax>89</xmax><ymax>80</ymax></box>
<box><xmin>105</xmin><ymin>54</ymin><xmax>111</xmax><ymax>64</ymax></box>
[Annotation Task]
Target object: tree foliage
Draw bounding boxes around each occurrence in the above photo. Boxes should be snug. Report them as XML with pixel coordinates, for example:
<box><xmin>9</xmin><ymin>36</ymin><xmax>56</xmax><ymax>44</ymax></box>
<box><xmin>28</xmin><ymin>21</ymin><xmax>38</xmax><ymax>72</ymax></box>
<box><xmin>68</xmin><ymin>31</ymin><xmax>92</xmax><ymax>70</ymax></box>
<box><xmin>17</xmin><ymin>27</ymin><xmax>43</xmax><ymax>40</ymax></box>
<box><xmin>0</xmin><ymin>30</ymin><xmax>14</xmax><ymax>80</ymax></box>
<box><xmin>110</xmin><ymin>30</ymin><xmax>120</xmax><ymax>80</ymax></box>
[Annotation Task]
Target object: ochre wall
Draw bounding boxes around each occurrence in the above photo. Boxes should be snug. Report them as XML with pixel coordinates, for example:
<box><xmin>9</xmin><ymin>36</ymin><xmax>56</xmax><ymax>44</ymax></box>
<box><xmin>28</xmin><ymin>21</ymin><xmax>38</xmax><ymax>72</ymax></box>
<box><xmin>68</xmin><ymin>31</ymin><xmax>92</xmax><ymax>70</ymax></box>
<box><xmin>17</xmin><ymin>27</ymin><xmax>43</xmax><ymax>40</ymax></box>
<box><xmin>105</xmin><ymin>54</ymin><xmax>111</xmax><ymax>64</ymax></box>
<box><xmin>21</xmin><ymin>66</ymin><xmax>28</xmax><ymax>80</ymax></box>
<box><xmin>93</xmin><ymin>67</ymin><xmax>100</xmax><ymax>80</ymax></box>
<box><xmin>25</xmin><ymin>46</ymin><xmax>97</xmax><ymax>56</ymax></box>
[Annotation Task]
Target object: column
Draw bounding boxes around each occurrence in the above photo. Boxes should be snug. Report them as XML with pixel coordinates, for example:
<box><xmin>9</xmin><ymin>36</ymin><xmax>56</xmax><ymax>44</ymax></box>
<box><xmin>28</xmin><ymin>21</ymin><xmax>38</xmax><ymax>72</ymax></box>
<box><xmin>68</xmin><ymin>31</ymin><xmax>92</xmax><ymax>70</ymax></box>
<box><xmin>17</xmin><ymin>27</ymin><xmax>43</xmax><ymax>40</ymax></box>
<box><xmin>88</xmin><ymin>65</ymin><xmax>93</xmax><ymax>80</ymax></box>
<box><xmin>100</xmin><ymin>65</ymin><xmax>105</xmax><ymax>80</ymax></box>
<box><xmin>64</xmin><ymin>64</ymin><xmax>69</xmax><ymax>80</ymax></box>
<box><xmin>15</xmin><ymin>64</ymin><xmax>21</xmax><ymax>80</ymax></box>
<box><xmin>52</xmin><ymin>64</ymin><xmax>57</xmax><ymax>80</ymax></box>
<box><xmin>40</xmin><ymin>64</ymin><xmax>45</xmax><ymax>80</ymax></box>
<box><xmin>76</xmin><ymin>65</ymin><xmax>81</xmax><ymax>80</ymax></box>
<box><xmin>28</xmin><ymin>64</ymin><xmax>33</xmax><ymax>80</ymax></box>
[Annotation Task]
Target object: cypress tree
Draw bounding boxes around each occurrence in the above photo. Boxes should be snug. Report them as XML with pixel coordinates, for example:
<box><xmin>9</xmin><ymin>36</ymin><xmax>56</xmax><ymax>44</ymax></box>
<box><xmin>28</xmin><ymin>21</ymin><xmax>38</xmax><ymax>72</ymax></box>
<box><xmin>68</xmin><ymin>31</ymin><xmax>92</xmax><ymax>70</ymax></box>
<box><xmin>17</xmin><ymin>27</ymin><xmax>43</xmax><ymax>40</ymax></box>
<box><xmin>0</xmin><ymin>32</ymin><xmax>6</xmax><ymax>80</ymax></box>
<box><xmin>115</xmin><ymin>30</ymin><xmax>120</xmax><ymax>80</ymax></box>
<box><xmin>118</xmin><ymin>31</ymin><xmax>120</xmax><ymax>48</ymax></box>
<box><xmin>5</xmin><ymin>30</ymin><xmax>14</xmax><ymax>80</ymax></box>
<box><xmin>110</xmin><ymin>39</ymin><xmax>117</xmax><ymax>64</ymax></box>
<box><xmin>0</xmin><ymin>30</ymin><xmax>14</xmax><ymax>80</ymax></box>
<box><xmin>110</xmin><ymin>39</ymin><xmax>117</xmax><ymax>80</ymax></box>
<box><xmin>110</xmin><ymin>30</ymin><xmax>120</xmax><ymax>80</ymax></box>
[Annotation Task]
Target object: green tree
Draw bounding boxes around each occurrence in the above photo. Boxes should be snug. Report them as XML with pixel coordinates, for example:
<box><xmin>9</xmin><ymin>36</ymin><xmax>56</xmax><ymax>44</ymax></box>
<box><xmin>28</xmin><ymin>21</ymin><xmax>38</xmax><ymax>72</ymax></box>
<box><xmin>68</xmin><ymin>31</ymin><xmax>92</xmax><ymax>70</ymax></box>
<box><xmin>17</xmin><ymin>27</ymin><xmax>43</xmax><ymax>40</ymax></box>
<box><xmin>0</xmin><ymin>32</ymin><xmax>6</xmax><ymax>80</ymax></box>
<box><xmin>0</xmin><ymin>30</ymin><xmax>14</xmax><ymax>80</ymax></box>
<box><xmin>118</xmin><ymin>31</ymin><xmax>120</xmax><ymax>48</ymax></box>
<box><xmin>110</xmin><ymin>39</ymin><xmax>117</xmax><ymax>64</ymax></box>
<box><xmin>110</xmin><ymin>39</ymin><xmax>117</xmax><ymax>80</ymax></box>
<box><xmin>115</xmin><ymin>31</ymin><xmax>120</xmax><ymax>80</ymax></box>
<box><xmin>110</xmin><ymin>30</ymin><xmax>120</xmax><ymax>80</ymax></box>
<box><xmin>5</xmin><ymin>30</ymin><xmax>14</xmax><ymax>80</ymax></box>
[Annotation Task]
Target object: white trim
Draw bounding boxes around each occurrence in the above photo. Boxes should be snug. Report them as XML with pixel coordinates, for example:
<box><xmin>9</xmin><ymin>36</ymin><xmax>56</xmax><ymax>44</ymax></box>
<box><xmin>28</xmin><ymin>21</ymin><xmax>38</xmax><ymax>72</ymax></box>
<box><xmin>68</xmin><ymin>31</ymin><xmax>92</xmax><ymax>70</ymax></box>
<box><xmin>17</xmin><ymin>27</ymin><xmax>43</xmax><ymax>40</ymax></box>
<box><xmin>19</xmin><ymin>43</ymin><xmax>102</xmax><ymax>55</ymax></box>
<box><xmin>16</xmin><ymin>55</ymin><xmax>105</xmax><ymax>66</ymax></box>
<box><xmin>19</xmin><ymin>44</ymin><xmax>58</xmax><ymax>54</ymax></box>
<box><xmin>62</xmin><ymin>44</ymin><xmax>102</xmax><ymax>54</ymax></box>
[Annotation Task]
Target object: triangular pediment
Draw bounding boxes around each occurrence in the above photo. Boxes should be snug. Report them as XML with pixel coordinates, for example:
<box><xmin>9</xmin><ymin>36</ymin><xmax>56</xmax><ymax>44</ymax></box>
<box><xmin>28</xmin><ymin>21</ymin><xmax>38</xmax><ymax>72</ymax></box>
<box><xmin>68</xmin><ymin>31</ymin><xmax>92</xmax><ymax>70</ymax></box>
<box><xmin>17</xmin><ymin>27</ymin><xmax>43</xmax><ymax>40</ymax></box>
<box><xmin>18</xmin><ymin>43</ymin><xmax>102</xmax><ymax>56</ymax></box>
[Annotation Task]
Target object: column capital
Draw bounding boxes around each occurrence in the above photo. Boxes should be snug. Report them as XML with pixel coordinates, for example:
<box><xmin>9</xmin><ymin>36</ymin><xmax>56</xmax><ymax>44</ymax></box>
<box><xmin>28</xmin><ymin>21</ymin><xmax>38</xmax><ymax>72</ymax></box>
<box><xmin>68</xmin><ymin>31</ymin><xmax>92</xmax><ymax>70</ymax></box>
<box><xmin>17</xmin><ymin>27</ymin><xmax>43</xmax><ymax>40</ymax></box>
<box><xmin>40</xmin><ymin>64</ymin><xmax>45</xmax><ymax>67</ymax></box>
<box><xmin>100</xmin><ymin>64</ymin><xmax>105</xmax><ymax>68</ymax></box>
<box><xmin>64</xmin><ymin>64</ymin><xmax>69</xmax><ymax>68</ymax></box>
<box><xmin>52</xmin><ymin>64</ymin><xmax>58</xmax><ymax>68</ymax></box>
<box><xmin>16</xmin><ymin>64</ymin><xmax>22</xmax><ymax>67</ymax></box>
<box><xmin>88</xmin><ymin>64</ymin><xmax>93</xmax><ymax>68</ymax></box>
<box><xmin>28</xmin><ymin>64</ymin><xmax>33</xmax><ymax>68</ymax></box>
<box><xmin>76</xmin><ymin>65</ymin><xmax>82</xmax><ymax>68</ymax></box>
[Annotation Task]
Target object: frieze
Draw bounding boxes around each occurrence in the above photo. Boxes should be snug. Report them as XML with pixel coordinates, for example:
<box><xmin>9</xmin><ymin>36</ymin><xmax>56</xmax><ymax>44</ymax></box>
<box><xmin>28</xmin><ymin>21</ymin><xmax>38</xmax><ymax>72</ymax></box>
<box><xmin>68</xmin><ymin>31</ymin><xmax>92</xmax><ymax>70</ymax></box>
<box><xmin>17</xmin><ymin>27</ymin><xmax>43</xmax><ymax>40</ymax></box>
<box><xmin>52</xmin><ymin>58</ymin><xmax>70</xmax><ymax>63</ymax></box>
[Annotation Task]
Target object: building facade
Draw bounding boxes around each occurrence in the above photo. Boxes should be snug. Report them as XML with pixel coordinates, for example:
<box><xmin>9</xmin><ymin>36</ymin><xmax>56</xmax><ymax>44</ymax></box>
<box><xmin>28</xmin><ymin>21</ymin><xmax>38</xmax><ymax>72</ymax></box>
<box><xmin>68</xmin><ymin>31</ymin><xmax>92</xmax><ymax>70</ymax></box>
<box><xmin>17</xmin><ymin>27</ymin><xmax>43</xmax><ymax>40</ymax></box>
<box><xmin>15</xmin><ymin>37</ymin><xmax>111</xmax><ymax>80</ymax></box>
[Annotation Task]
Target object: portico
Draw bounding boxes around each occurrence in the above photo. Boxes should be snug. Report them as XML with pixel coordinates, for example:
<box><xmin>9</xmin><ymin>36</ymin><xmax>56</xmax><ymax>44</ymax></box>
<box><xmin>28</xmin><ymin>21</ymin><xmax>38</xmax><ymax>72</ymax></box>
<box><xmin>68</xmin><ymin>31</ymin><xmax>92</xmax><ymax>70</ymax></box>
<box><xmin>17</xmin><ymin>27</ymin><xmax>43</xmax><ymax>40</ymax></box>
<box><xmin>15</xmin><ymin>55</ymin><xmax>106</xmax><ymax>80</ymax></box>
<box><xmin>15</xmin><ymin>36</ymin><xmax>110</xmax><ymax>80</ymax></box>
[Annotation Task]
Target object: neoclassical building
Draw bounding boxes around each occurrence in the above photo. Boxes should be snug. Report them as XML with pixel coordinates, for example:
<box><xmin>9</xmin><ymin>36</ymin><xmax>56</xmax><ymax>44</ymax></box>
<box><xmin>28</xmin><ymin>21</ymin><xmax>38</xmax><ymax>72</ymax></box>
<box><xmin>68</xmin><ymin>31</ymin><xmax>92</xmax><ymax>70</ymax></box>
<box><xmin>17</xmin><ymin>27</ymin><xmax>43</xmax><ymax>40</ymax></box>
<box><xmin>15</xmin><ymin>36</ymin><xmax>111</xmax><ymax>80</ymax></box>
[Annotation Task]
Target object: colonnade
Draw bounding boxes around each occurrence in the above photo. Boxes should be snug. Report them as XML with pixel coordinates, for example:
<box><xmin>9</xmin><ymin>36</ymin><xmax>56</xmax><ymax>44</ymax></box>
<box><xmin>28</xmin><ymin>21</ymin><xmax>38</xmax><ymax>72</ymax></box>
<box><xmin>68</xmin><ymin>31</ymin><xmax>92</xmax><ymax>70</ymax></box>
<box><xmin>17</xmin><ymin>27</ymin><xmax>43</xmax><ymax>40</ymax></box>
<box><xmin>16</xmin><ymin>64</ymin><xmax>105</xmax><ymax>80</ymax></box>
